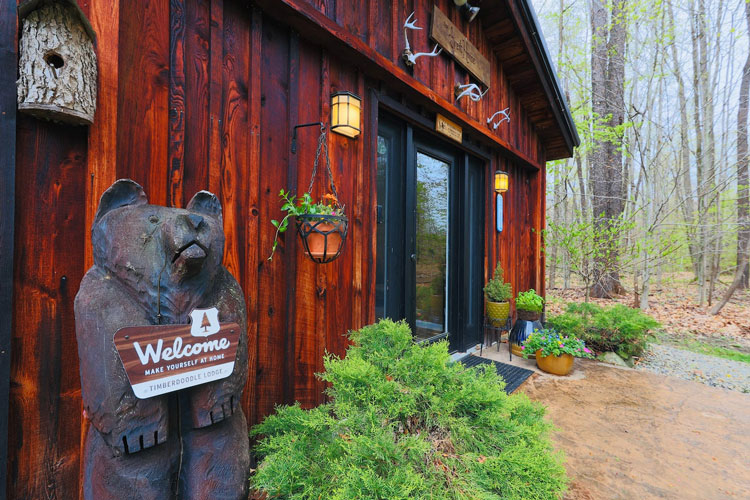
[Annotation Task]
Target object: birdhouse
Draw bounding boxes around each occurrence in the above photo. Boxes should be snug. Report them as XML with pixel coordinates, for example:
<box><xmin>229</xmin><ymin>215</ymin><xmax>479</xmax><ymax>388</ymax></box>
<box><xmin>17</xmin><ymin>0</ymin><xmax>97</xmax><ymax>125</ymax></box>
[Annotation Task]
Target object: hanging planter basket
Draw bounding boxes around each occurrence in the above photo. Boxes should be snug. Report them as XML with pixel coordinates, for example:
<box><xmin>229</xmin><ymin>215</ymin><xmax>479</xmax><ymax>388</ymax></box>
<box><xmin>295</xmin><ymin>213</ymin><xmax>348</xmax><ymax>264</ymax></box>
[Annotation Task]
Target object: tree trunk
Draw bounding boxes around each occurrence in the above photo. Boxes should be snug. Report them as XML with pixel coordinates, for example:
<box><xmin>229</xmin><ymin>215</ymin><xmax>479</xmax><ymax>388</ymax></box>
<box><xmin>739</xmin><ymin>0</ymin><xmax>750</xmax><ymax>288</ymax></box>
<box><xmin>667</xmin><ymin>0</ymin><xmax>701</xmax><ymax>279</ymax></box>
<box><xmin>589</xmin><ymin>0</ymin><xmax>627</xmax><ymax>299</ymax></box>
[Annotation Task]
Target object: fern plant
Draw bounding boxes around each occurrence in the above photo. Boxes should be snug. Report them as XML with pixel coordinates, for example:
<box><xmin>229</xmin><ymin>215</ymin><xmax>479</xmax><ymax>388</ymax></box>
<box><xmin>250</xmin><ymin>319</ymin><xmax>568</xmax><ymax>500</ymax></box>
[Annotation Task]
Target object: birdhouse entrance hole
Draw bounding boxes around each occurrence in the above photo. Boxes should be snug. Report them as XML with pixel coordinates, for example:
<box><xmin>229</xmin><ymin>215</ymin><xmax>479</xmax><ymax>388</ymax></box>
<box><xmin>44</xmin><ymin>51</ymin><xmax>64</xmax><ymax>70</ymax></box>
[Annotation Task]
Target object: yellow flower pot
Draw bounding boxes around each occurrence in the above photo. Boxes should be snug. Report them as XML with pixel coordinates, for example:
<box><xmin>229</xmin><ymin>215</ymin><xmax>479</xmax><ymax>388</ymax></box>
<box><xmin>485</xmin><ymin>300</ymin><xmax>510</xmax><ymax>327</ymax></box>
<box><xmin>535</xmin><ymin>350</ymin><xmax>574</xmax><ymax>376</ymax></box>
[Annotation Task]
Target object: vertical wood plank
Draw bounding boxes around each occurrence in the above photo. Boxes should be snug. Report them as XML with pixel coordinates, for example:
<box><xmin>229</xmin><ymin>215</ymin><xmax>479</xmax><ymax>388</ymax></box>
<box><xmin>85</xmin><ymin>0</ymin><xmax>119</xmax><ymax>268</ymax></box>
<box><xmin>315</xmin><ymin>49</ymin><xmax>330</xmax><ymax>405</ymax></box>
<box><xmin>168</xmin><ymin>0</ymin><xmax>187</xmax><ymax>207</ymax></box>
<box><xmin>208</xmin><ymin>0</ymin><xmax>223</xmax><ymax>196</ymax></box>
<box><xmin>244</xmin><ymin>6</ymin><xmax>263</xmax><ymax>426</ymax></box>
<box><xmin>255</xmin><ymin>17</ymin><xmax>290</xmax><ymax>420</ymax></box>
<box><xmin>117</xmin><ymin>0</ymin><xmax>170</xmax><ymax>204</ymax></box>
<box><xmin>181</xmin><ymin>0</ymin><xmax>210</xmax><ymax>201</ymax></box>
<box><xmin>351</xmin><ymin>70</ymin><xmax>366</xmax><ymax>330</ymax></box>
<box><xmin>0</xmin><ymin>1</ymin><xmax>17</xmax><ymax>496</ymax></box>
<box><xmin>284</xmin><ymin>31</ymin><xmax>300</xmax><ymax>405</ymax></box>
<box><xmin>9</xmin><ymin>118</ymin><xmax>87</xmax><ymax>500</ymax></box>
<box><xmin>220</xmin><ymin>0</ymin><xmax>250</xmax><ymax>326</ymax></box>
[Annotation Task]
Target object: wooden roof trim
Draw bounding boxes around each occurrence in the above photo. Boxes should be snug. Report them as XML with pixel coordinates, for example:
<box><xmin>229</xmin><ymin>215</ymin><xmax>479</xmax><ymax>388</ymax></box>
<box><xmin>501</xmin><ymin>0</ymin><xmax>580</xmax><ymax>156</ymax></box>
<box><xmin>251</xmin><ymin>0</ymin><xmax>544</xmax><ymax>170</ymax></box>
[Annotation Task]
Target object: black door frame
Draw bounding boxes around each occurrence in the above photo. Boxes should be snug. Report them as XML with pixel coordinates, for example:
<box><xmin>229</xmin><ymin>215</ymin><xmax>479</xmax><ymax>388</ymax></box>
<box><xmin>0</xmin><ymin>2</ymin><xmax>19</xmax><ymax>497</ymax></box>
<box><xmin>377</xmin><ymin>110</ymin><xmax>484</xmax><ymax>352</ymax></box>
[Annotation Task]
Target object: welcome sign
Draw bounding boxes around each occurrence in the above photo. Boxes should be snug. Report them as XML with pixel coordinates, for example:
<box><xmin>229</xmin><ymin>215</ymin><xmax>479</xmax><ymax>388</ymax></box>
<box><xmin>113</xmin><ymin>307</ymin><xmax>240</xmax><ymax>399</ymax></box>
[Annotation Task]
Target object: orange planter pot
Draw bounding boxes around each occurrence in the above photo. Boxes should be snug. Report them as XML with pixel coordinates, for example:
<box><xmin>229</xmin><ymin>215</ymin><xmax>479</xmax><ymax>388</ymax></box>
<box><xmin>304</xmin><ymin>222</ymin><xmax>342</xmax><ymax>259</ymax></box>
<box><xmin>535</xmin><ymin>350</ymin><xmax>574</xmax><ymax>376</ymax></box>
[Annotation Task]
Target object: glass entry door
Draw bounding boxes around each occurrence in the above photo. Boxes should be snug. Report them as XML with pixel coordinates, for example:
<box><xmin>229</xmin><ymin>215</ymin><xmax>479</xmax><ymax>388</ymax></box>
<box><xmin>376</xmin><ymin>113</ymin><xmax>485</xmax><ymax>351</ymax></box>
<box><xmin>414</xmin><ymin>152</ymin><xmax>449</xmax><ymax>340</ymax></box>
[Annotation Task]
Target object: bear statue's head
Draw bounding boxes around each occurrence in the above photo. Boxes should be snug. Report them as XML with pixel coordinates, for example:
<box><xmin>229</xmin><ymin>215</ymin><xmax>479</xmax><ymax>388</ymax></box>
<box><xmin>92</xmin><ymin>179</ymin><xmax>225</xmax><ymax>302</ymax></box>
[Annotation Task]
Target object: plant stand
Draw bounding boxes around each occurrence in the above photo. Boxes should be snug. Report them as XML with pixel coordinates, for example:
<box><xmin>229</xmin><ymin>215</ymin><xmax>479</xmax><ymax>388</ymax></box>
<box><xmin>480</xmin><ymin>316</ymin><xmax>512</xmax><ymax>360</ymax></box>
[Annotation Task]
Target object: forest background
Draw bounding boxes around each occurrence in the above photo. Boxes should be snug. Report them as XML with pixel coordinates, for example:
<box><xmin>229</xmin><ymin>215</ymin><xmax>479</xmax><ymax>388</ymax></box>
<box><xmin>533</xmin><ymin>0</ymin><xmax>750</xmax><ymax>341</ymax></box>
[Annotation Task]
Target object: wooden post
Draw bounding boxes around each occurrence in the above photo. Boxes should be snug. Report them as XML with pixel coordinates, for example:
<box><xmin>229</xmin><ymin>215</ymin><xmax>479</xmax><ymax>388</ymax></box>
<box><xmin>0</xmin><ymin>1</ymin><xmax>18</xmax><ymax>498</ymax></box>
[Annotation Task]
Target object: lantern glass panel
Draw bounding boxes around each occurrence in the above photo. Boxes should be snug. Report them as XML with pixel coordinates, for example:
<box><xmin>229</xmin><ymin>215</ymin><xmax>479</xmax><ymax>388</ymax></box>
<box><xmin>494</xmin><ymin>171</ymin><xmax>509</xmax><ymax>193</ymax></box>
<box><xmin>331</xmin><ymin>92</ymin><xmax>361</xmax><ymax>138</ymax></box>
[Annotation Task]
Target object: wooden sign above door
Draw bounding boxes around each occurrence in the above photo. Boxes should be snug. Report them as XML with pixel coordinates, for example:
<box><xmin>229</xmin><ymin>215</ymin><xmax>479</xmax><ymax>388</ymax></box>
<box><xmin>430</xmin><ymin>6</ymin><xmax>491</xmax><ymax>87</ymax></box>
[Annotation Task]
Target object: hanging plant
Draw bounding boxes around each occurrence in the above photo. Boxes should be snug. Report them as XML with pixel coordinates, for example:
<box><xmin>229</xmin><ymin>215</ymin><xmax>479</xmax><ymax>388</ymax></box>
<box><xmin>268</xmin><ymin>125</ymin><xmax>348</xmax><ymax>264</ymax></box>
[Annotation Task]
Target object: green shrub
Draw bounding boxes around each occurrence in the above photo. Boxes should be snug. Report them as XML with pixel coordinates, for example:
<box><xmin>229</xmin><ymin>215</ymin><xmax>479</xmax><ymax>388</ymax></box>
<box><xmin>484</xmin><ymin>263</ymin><xmax>512</xmax><ymax>302</ymax></box>
<box><xmin>546</xmin><ymin>303</ymin><xmax>659</xmax><ymax>359</ymax></box>
<box><xmin>250</xmin><ymin>319</ymin><xmax>567</xmax><ymax>500</ymax></box>
<box><xmin>516</xmin><ymin>289</ymin><xmax>544</xmax><ymax>313</ymax></box>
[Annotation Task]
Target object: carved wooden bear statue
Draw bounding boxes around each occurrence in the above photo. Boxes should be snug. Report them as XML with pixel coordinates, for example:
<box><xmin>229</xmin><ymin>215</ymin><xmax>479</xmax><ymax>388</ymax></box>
<box><xmin>75</xmin><ymin>179</ymin><xmax>249</xmax><ymax>499</ymax></box>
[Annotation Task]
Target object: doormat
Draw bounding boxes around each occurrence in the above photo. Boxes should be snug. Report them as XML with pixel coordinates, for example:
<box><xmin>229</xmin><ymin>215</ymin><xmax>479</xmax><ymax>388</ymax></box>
<box><xmin>457</xmin><ymin>356</ymin><xmax>534</xmax><ymax>394</ymax></box>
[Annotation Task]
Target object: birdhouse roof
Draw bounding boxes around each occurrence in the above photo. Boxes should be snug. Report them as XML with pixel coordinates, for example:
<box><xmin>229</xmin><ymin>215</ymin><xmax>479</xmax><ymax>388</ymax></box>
<box><xmin>18</xmin><ymin>0</ymin><xmax>97</xmax><ymax>44</ymax></box>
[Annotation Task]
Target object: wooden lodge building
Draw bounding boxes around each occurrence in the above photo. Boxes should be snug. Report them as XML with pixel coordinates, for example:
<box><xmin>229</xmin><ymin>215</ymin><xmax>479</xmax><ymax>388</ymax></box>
<box><xmin>0</xmin><ymin>0</ymin><xmax>577</xmax><ymax>497</ymax></box>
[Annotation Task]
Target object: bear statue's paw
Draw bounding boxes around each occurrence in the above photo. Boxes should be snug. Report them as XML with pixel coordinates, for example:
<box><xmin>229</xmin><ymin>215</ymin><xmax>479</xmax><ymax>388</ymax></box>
<box><xmin>192</xmin><ymin>394</ymin><xmax>236</xmax><ymax>429</ymax></box>
<box><xmin>116</xmin><ymin>419</ymin><xmax>169</xmax><ymax>455</ymax></box>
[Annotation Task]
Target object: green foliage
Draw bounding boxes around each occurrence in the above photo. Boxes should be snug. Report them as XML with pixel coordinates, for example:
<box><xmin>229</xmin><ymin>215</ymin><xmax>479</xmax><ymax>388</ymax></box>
<box><xmin>268</xmin><ymin>189</ymin><xmax>344</xmax><ymax>260</ymax></box>
<box><xmin>522</xmin><ymin>329</ymin><xmax>595</xmax><ymax>359</ymax></box>
<box><xmin>484</xmin><ymin>263</ymin><xmax>513</xmax><ymax>302</ymax></box>
<box><xmin>250</xmin><ymin>319</ymin><xmax>568</xmax><ymax>500</ymax></box>
<box><xmin>660</xmin><ymin>335</ymin><xmax>750</xmax><ymax>365</ymax></box>
<box><xmin>546</xmin><ymin>303</ymin><xmax>660</xmax><ymax>359</ymax></box>
<box><xmin>516</xmin><ymin>289</ymin><xmax>545</xmax><ymax>313</ymax></box>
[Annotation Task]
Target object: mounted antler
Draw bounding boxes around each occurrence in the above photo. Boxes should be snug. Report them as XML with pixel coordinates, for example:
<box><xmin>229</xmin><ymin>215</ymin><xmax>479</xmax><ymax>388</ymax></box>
<box><xmin>487</xmin><ymin>108</ymin><xmax>511</xmax><ymax>129</ymax></box>
<box><xmin>455</xmin><ymin>83</ymin><xmax>489</xmax><ymax>102</ymax></box>
<box><xmin>402</xmin><ymin>12</ymin><xmax>443</xmax><ymax>67</ymax></box>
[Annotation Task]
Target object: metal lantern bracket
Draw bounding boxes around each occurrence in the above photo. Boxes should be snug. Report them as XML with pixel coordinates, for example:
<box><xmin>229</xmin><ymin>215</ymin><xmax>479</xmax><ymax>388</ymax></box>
<box><xmin>291</xmin><ymin>121</ymin><xmax>324</xmax><ymax>154</ymax></box>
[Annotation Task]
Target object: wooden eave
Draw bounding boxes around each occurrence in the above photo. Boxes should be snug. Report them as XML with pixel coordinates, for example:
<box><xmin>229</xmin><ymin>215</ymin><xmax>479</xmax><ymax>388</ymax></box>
<box><xmin>480</xmin><ymin>0</ymin><xmax>580</xmax><ymax>161</ymax></box>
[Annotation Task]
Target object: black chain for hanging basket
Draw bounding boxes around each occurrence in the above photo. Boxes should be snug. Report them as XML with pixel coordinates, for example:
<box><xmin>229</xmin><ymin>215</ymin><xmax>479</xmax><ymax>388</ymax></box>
<box><xmin>295</xmin><ymin>214</ymin><xmax>348</xmax><ymax>264</ymax></box>
<box><xmin>295</xmin><ymin>124</ymin><xmax>348</xmax><ymax>264</ymax></box>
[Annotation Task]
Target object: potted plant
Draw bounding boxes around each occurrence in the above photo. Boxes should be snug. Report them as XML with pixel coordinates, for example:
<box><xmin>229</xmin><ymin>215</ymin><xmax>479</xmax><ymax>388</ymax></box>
<box><xmin>483</xmin><ymin>263</ymin><xmax>512</xmax><ymax>327</ymax></box>
<box><xmin>509</xmin><ymin>289</ymin><xmax>544</xmax><ymax>357</ymax></box>
<box><xmin>522</xmin><ymin>328</ymin><xmax>594</xmax><ymax>375</ymax></box>
<box><xmin>269</xmin><ymin>189</ymin><xmax>347</xmax><ymax>263</ymax></box>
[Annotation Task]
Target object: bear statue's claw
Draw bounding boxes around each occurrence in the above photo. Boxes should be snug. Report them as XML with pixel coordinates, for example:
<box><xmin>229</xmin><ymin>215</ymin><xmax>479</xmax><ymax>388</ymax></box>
<box><xmin>192</xmin><ymin>395</ymin><xmax>235</xmax><ymax>429</ymax></box>
<box><xmin>118</xmin><ymin>421</ymin><xmax>168</xmax><ymax>455</ymax></box>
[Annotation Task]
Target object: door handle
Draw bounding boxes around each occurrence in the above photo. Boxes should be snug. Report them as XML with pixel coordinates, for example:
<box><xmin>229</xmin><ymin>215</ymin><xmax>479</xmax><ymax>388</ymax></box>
<box><xmin>410</xmin><ymin>253</ymin><xmax>416</xmax><ymax>262</ymax></box>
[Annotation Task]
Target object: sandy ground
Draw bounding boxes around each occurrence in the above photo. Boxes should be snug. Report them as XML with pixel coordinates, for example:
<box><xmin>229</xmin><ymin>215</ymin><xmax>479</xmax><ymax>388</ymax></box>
<box><xmin>477</xmin><ymin>350</ymin><xmax>750</xmax><ymax>500</ymax></box>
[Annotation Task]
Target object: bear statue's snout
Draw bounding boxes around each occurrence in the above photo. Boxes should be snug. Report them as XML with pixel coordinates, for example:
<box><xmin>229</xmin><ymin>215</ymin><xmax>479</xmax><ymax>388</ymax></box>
<box><xmin>173</xmin><ymin>241</ymin><xmax>208</xmax><ymax>276</ymax></box>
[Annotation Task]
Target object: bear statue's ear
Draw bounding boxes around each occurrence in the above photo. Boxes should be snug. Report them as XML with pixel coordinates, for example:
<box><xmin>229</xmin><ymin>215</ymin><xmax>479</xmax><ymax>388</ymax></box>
<box><xmin>187</xmin><ymin>191</ymin><xmax>223</xmax><ymax>222</ymax></box>
<box><xmin>94</xmin><ymin>179</ymin><xmax>148</xmax><ymax>224</ymax></box>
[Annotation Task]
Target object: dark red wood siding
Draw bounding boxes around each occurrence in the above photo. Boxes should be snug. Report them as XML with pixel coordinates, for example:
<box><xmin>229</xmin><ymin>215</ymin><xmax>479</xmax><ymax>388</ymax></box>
<box><xmin>7</xmin><ymin>1</ymin><xmax>557</xmax><ymax>497</ymax></box>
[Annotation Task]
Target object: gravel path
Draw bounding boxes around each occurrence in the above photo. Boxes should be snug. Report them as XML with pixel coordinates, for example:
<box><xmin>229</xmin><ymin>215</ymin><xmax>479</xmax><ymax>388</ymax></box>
<box><xmin>636</xmin><ymin>343</ymin><xmax>750</xmax><ymax>393</ymax></box>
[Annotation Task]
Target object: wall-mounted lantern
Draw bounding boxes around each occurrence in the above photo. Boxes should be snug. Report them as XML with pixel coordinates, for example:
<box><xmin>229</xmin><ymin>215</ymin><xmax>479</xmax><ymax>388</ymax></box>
<box><xmin>330</xmin><ymin>91</ymin><xmax>361</xmax><ymax>138</ymax></box>
<box><xmin>494</xmin><ymin>170</ymin><xmax>509</xmax><ymax>194</ymax></box>
<box><xmin>453</xmin><ymin>0</ymin><xmax>480</xmax><ymax>22</ymax></box>
<box><xmin>494</xmin><ymin>170</ymin><xmax>509</xmax><ymax>232</ymax></box>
